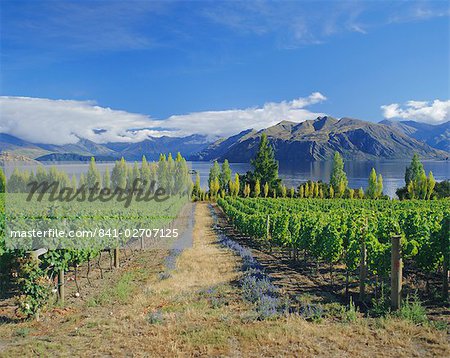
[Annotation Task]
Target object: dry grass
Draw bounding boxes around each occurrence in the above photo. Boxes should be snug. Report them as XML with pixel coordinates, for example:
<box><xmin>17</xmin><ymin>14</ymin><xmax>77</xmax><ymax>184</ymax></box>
<box><xmin>0</xmin><ymin>203</ymin><xmax>448</xmax><ymax>357</ymax></box>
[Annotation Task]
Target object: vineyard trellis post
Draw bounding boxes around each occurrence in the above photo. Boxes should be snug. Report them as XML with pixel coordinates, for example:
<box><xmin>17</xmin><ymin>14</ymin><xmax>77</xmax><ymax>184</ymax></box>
<box><xmin>58</xmin><ymin>269</ymin><xmax>65</xmax><ymax>305</ymax></box>
<box><xmin>114</xmin><ymin>248</ymin><xmax>119</xmax><ymax>268</ymax></box>
<box><xmin>391</xmin><ymin>235</ymin><xmax>402</xmax><ymax>310</ymax></box>
<box><xmin>443</xmin><ymin>216</ymin><xmax>449</xmax><ymax>301</ymax></box>
<box><xmin>359</xmin><ymin>219</ymin><xmax>368</xmax><ymax>302</ymax></box>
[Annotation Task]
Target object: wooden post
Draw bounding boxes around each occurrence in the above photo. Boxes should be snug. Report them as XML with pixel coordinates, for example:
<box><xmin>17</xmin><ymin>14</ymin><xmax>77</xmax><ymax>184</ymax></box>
<box><xmin>266</xmin><ymin>215</ymin><xmax>271</xmax><ymax>253</ymax></box>
<box><xmin>58</xmin><ymin>269</ymin><xmax>65</xmax><ymax>305</ymax></box>
<box><xmin>391</xmin><ymin>235</ymin><xmax>402</xmax><ymax>310</ymax></box>
<box><xmin>114</xmin><ymin>247</ymin><xmax>119</xmax><ymax>268</ymax></box>
<box><xmin>443</xmin><ymin>217</ymin><xmax>449</xmax><ymax>301</ymax></box>
<box><xmin>359</xmin><ymin>239</ymin><xmax>367</xmax><ymax>302</ymax></box>
<box><xmin>140</xmin><ymin>235</ymin><xmax>144</xmax><ymax>251</ymax></box>
<box><xmin>443</xmin><ymin>251</ymin><xmax>448</xmax><ymax>301</ymax></box>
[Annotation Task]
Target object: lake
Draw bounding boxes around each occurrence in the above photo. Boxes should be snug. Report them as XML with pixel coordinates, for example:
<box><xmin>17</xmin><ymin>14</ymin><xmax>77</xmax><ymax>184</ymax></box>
<box><xmin>5</xmin><ymin>159</ymin><xmax>449</xmax><ymax>198</ymax></box>
<box><xmin>189</xmin><ymin>160</ymin><xmax>450</xmax><ymax>198</ymax></box>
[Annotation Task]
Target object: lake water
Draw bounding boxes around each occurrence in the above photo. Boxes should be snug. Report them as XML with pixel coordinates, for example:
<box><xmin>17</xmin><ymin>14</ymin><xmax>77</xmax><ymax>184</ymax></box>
<box><xmin>5</xmin><ymin>159</ymin><xmax>449</xmax><ymax>198</ymax></box>
<box><xmin>190</xmin><ymin>160</ymin><xmax>450</xmax><ymax>198</ymax></box>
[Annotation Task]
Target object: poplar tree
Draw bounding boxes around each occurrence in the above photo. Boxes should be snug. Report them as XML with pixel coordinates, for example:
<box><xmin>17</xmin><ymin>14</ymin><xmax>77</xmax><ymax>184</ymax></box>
<box><xmin>234</xmin><ymin>173</ymin><xmax>240</xmax><ymax>197</ymax></box>
<box><xmin>348</xmin><ymin>188</ymin><xmax>354</xmax><ymax>199</ymax></box>
<box><xmin>376</xmin><ymin>174</ymin><xmax>383</xmax><ymax>198</ymax></box>
<box><xmin>103</xmin><ymin>167</ymin><xmax>111</xmax><ymax>189</ymax></box>
<box><xmin>280</xmin><ymin>185</ymin><xmax>287</xmax><ymax>198</ymax></box>
<box><xmin>71</xmin><ymin>175</ymin><xmax>77</xmax><ymax>190</ymax></box>
<box><xmin>243</xmin><ymin>183</ymin><xmax>250</xmax><ymax>197</ymax></box>
<box><xmin>263</xmin><ymin>182</ymin><xmax>269</xmax><ymax>198</ymax></box>
<box><xmin>209</xmin><ymin>161</ymin><xmax>221</xmax><ymax>193</ymax></box>
<box><xmin>251</xmin><ymin>133</ymin><xmax>279</xmax><ymax>189</ymax></box>
<box><xmin>427</xmin><ymin>171</ymin><xmax>436</xmax><ymax>199</ymax></box>
<box><xmin>141</xmin><ymin>156</ymin><xmax>151</xmax><ymax>190</ymax></box>
<box><xmin>330</xmin><ymin>152</ymin><xmax>348</xmax><ymax>198</ymax></box>
<box><xmin>254</xmin><ymin>179</ymin><xmax>261</xmax><ymax>197</ymax></box>
<box><xmin>79</xmin><ymin>173</ymin><xmax>86</xmax><ymax>188</ymax></box>
<box><xmin>112</xmin><ymin>157</ymin><xmax>127</xmax><ymax>189</ymax></box>
<box><xmin>405</xmin><ymin>153</ymin><xmax>424</xmax><ymax>185</ymax></box>
<box><xmin>299</xmin><ymin>185</ymin><xmax>304</xmax><ymax>198</ymax></box>
<box><xmin>193</xmin><ymin>172</ymin><xmax>201</xmax><ymax>198</ymax></box>
<box><xmin>419</xmin><ymin>170</ymin><xmax>428</xmax><ymax>199</ymax></box>
<box><xmin>220</xmin><ymin>160</ymin><xmax>232</xmax><ymax>193</ymax></box>
<box><xmin>0</xmin><ymin>167</ymin><xmax>5</xmax><ymax>193</ymax></box>
<box><xmin>87</xmin><ymin>157</ymin><xmax>101</xmax><ymax>190</ymax></box>
<box><xmin>366</xmin><ymin>168</ymin><xmax>378</xmax><ymax>199</ymax></box>
<box><xmin>357</xmin><ymin>187</ymin><xmax>364</xmax><ymax>199</ymax></box>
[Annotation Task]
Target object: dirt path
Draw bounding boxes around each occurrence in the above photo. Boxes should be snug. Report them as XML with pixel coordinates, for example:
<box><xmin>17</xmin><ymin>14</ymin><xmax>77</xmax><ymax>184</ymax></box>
<box><xmin>0</xmin><ymin>202</ymin><xmax>449</xmax><ymax>357</ymax></box>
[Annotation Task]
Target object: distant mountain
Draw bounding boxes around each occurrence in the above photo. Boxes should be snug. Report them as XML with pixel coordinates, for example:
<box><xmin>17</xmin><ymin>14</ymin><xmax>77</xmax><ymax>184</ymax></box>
<box><xmin>380</xmin><ymin>119</ymin><xmax>450</xmax><ymax>153</ymax></box>
<box><xmin>106</xmin><ymin>134</ymin><xmax>210</xmax><ymax>160</ymax></box>
<box><xmin>35</xmin><ymin>153</ymin><xmax>117</xmax><ymax>162</ymax></box>
<box><xmin>1</xmin><ymin>117</ymin><xmax>448</xmax><ymax>163</ymax></box>
<box><xmin>0</xmin><ymin>133</ymin><xmax>211</xmax><ymax>161</ymax></box>
<box><xmin>37</xmin><ymin>138</ymin><xmax>117</xmax><ymax>157</ymax></box>
<box><xmin>190</xmin><ymin>129</ymin><xmax>254</xmax><ymax>161</ymax></box>
<box><xmin>0</xmin><ymin>133</ymin><xmax>51</xmax><ymax>158</ymax></box>
<box><xmin>0</xmin><ymin>134</ymin><xmax>116</xmax><ymax>159</ymax></box>
<box><xmin>194</xmin><ymin>117</ymin><xmax>448</xmax><ymax>163</ymax></box>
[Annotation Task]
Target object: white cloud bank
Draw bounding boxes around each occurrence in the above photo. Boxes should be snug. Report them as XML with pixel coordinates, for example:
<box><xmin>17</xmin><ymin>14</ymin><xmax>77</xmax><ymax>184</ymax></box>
<box><xmin>381</xmin><ymin>99</ymin><xmax>450</xmax><ymax>124</ymax></box>
<box><xmin>0</xmin><ymin>93</ymin><xmax>326</xmax><ymax>145</ymax></box>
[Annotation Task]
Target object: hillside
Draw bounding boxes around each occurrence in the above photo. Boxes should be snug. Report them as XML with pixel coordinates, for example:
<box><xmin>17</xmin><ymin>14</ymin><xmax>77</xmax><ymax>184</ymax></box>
<box><xmin>1</xmin><ymin>118</ymin><xmax>448</xmax><ymax>163</ymax></box>
<box><xmin>193</xmin><ymin>117</ymin><xmax>448</xmax><ymax>162</ymax></box>
<box><xmin>0</xmin><ymin>134</ymin><xmax>211</xmax><ymax>161</ymax></box>
<box><xmin>380</xmin><ymin>119</ymin><xmax>450</xmax><ymax>153</ymax></box>
<box><xmin>106</xmin><ymin>134</ymin><xmax>210</xmax><ymax>160</ymax></box>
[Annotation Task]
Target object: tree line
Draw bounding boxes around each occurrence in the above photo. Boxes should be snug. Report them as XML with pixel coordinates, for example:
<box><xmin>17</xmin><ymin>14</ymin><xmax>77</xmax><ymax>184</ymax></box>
<box><xmin>2</xmin><ymin>153</ymin><xmax>192</xmax><ymax>196</ymax></box>
<box><xmin>201</xmin><ymin>133</ymin><xmax>445</xmax><ymax>200</ymax></box>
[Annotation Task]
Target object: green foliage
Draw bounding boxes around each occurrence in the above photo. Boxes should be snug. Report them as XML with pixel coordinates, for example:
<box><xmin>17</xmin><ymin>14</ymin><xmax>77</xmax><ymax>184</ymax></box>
<box><xmin>218</xmin><ymin>196</ymin><xmax>450</xmax><ymax>298</ymax></box>
<box><xmin>395</xmin><ymin>295</ymin><xmax>428</xmax><ymax>325</ymax></box>
<box><xmin>263</xmin><ymin>182</ymin><xmax>269</xmax><ymax>198</ymax></box>
<box><xmin>250</xmin><ymin>133</ymin><xmax>279</xmax><ymax>189</ymax></box>
<box><xmin>86</xmin><ymin>157</ymin><xmax>101</xmax><ymax>189</ymax></box>
<box><xmin>254</xmin><ymin>179</ymin><xmax>261</xmax><ymax>198</ymax></box>
<box><xmin>330</xmin><ymin>152</ymin><xmax>348</xmax><ymax>198</ymax></box>
<box><xmin>111</xmin><ymin>157</ymin><xmax>127</xmax><ymax>189</ymax></box>
<box><xmin>209</xmin><ymin>161</ymin><xmax>221</xmax><ymax>190</ymax></box>
<box><xmin>427</xmin><ymin>171</ymin><xmax>435</xmax><ymax>200</ymax></box>
<box><xmin>366</xmin><ymin>168</ymin><xmax>383</xmax><ymax>199</ymax></box>
<box><xmin>405</xmin><ymin>153</ymin><xmax>424</xmax><ymax>185</ymax></box>
<box><xmin>0</xmin><ymin>167</ymin><xmax>6</xmax><ymax>193</ymax></box>
<box><xmin>16</xmin><ymin>258</ymin><xmax>52</xmax><ymax>317</ymax></box>
<box><xmin>102</xmin><ymin>167</ymin><xmax>111</xmax><ymax>190</ymax></box>
<box><xmin>219</xmin><ymin>160</ymin><xmax>232</xmax><ymax>193</ymax></box>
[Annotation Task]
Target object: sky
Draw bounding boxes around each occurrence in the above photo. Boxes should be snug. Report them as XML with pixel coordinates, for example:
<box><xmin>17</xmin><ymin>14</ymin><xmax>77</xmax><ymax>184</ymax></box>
<box><xmin>0</xmin><ymin>0</ymin><xmax>449</xmax><ymax>144</ymax></box>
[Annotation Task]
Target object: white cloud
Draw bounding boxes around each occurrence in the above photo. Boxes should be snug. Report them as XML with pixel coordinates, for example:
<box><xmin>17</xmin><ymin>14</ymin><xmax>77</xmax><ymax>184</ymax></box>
<box><xmin>0</xmin><ymin>97</ymin><xmax>156</xmax><ymax>145</ymax></box>
<box><xmin>155</xmin><ymin>92</ymin><xmax>326</xmax><ymax>138</ymax></box>
<box><xmin>381</xmin><ymin>99</ymin><xmax>450</xmax><ymax>124</ymax></box>
<box><xmin>0</xmin><ymin>93</ymin><xmax>326</xmax><ymax>145</ymax></box>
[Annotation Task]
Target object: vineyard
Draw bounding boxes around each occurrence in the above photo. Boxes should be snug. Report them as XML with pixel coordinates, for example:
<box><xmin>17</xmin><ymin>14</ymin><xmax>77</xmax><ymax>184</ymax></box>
<box><xmin>0</xmin><ymin>155</ymin><xmax>192</xmax><ymax>318</ymax></box>
<box><xmin>218</xmin><ymin>197</ymin><xmax>450</xmax><ymax>306</ymax></box>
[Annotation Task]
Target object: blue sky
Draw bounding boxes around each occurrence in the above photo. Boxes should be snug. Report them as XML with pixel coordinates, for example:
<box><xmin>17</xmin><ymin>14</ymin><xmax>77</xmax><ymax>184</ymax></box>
<box><xmin>0</xmin><ymin>0</ymin><xmax>449</xmax><ymax>144</ymax></box>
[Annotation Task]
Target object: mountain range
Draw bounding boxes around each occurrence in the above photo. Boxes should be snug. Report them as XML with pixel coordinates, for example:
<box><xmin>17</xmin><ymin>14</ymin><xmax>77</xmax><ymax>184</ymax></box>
<box><xmin>0</xmin><ymin>117</ymin><xmax>448</xmax><ymax>163</ymax></box>
<box><xmin>192</xmin><ymin>117</ymin><xmax>449</xmax><ymax>162</ymax></box>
